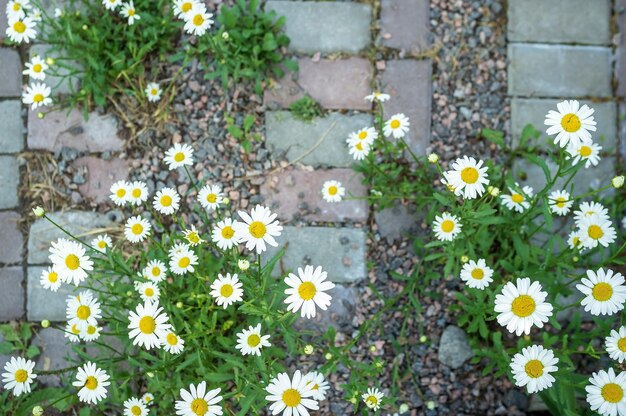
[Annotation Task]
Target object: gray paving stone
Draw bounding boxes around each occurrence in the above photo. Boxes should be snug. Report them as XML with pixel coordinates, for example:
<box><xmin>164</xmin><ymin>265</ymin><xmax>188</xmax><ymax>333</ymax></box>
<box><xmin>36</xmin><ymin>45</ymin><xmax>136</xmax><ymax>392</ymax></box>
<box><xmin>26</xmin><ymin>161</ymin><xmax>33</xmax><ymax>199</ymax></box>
<box><xmin>620</xmin><ymin>103</ymin><xmax>626</xmax><ymax>169</ymax></box>
<box><xmin>265</xmin><ymin>1</ymin><xmax>371</xmax><ymax>54</ymax></box>
<box><xmin>28</xmin><ymin>108</ymin><xmax>122</xmax><ymax>152</ymax></box>
<box><xmin>0</xmin><ymin>100</ymin><xmax>24</xmax><ymax>153</ymax></box>
<box><xmin>508</xmin><ymin>44</ymin><xmax>612</xmax><ymax>98</ymax></box>
<box><xmin>0</xmin><ymin>12</ymin><xmax>7</xmax><ymax>41</ymax></box>
<box><xmin>29</xmin><ymin>44</ymin><xmax>81</xmax><ymax>95</ymax></box>
<box><xmin>0</xmin><ymin>334</ymin><xmax>9</xmax><ymax>373</ymax></box>
<box><xmin>374</xmin><ymin>203</ymin><xmax>419</xmax><ymax>242</ymax></box>
<box><xmin>0</xmin><ymin>48</ymin><xmax>22</xmax><ymax>97</ymax></box>
<box><xmin>381</xmin><ymin>59</ymin><xmax>432</xmax><ymax>156</ymax></box>
<box><xmin>32</xmin><ymin>328</ymin><xmax>76</xmax><ymax>386</ymax></box>
<box><xmin>28</xmin><ymin>210</ymin><xmax>121</xmax><ymax>264</ymax></box>
<box><xmin>0</xmin><ymin>267</ymin><xmax>25</xmax><ymax>321</ymax></box>
<box><xmin>508</xmin><ymin>0</ymin><xmax>610</xmax><ymax>45</ymax></box>
<box><xmin>262</xmin><ymin>226</ymin><xmax>367</xmax><ymax>283</ymax></box>
<box><xmin>265</xmin><ymin>111</ymin><xmax>372</xmax><ymax>168</ymax></box>
<box><xmin>618</xmin><ymin>0</ymin><xmax>626</xmax><ymax>97</ymax></box>
<box><xmin>294</xmin><ymin>283</ymin><xmax>358</xmax><ymax>333</ymax></box>
<box><xmin>511</xmin><ymin>99</ymin><xmax>617</xmax><ymax>150</ymax></box>
<box><xmin>0</xmin><ymin>155</ymin><xmax>19</xmax><ymax>209</ymax></box>
<box><xmin>0</xmin><ymin>212</ymin><xmax>23</xmax><ymax>264</ymax></box>
<box><xmin>380</xmin><ymin>0</ymin><xmax>430</xmax><ymax>52</ymax></box>
<box><xmin>27</xmin><ymin>266</ymin><xmax>77</xmax><ymax>322</ymax></box>
<box><xmin>260</xmin><ymin>168</ymin><xmax>369</xmax><ymax>222</ymax></box>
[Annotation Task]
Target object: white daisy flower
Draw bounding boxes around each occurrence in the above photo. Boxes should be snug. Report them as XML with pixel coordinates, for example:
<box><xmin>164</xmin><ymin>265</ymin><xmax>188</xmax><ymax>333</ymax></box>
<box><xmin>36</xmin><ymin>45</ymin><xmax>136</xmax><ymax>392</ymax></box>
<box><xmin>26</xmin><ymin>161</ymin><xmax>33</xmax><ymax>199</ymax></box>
<box><xmin>183</xmin><ymin>224</ymin><xmax>205</xmax><ymax>246</ymax></box>
<box><xmin>73</xmin><ymin>362</ymin><xmax>110</xmax><ymax>404</ymax></box>
<box><xmin>143</xmin><ymin>259</ymin><xmax>167</xmax><ymax>283</ymax></box>
<box><xmin>49</xmin><ymin>238</ymin><xmax>93</xmax><ymax>286</ymax></box>
<box><xmin>127</xmin><ymin>181</ymin><xmax>149</xmax><ymax>206</ymax></box>
<box><xmin>606</xmin><ymin>327</ymin><xmax>626</xmax><ymax>363</ymax></box>
<box><xmin>2</xmin><ymin>357</ymin><xmax>36</xmax><ymax>397</ymax></box>
<box><xmin>66</xmin><ymin>290</ymin><xmax>102</xmax><ymax>332</ymax></box>
<box><xmin>347</xmin><ymin>137</ymin><xmax>371</xmax><ymax>160</ymax></box>
<box><xmin>169</xmin><ymin>248</ymin><xmax>198</xmax><ymax>275</ymax></box>
<box><xmin>304</xmin><ymin>372</ymin><xmax>330</xmax><ymax>401</ymax></box>
<box><xmin>364</xmin><ymin>91</ymin><xmax>390</xmax><ymax>102</ymax></box>
<box><xmin>22</xmin><ymin>82</ymin><xmax>51</xmax><ymax>110</ymax></box>
<box><xmin>586</xmin><ymin>368</ymin><xmax>626</xmax><ymax>416</ymax></box>
<box><xmin>545</xmin><ymin>100</ymin><xmax>596</xmax><ymax>148</ymax></box>
<box><xmin>548</xmin><ymin>190</ymin><xmax>573</xmax><ymax>216</ymax></box>
<box><xmin>6</xmin><ymin>0</ymin><xmax>31</xmax><ymax>19</ymax></box>
<box><xmin>137</xmin><ymin>281</ymin><xmax>160</xmax><ymax>303</ymax></box>
<box><xmin>153</xmin><ymin>187</ymin><xmax>180</xmax><ymax>215</ymax></box>
<box><xmin>6</xmin><ymin>17</ymin><xmax>37</xmax><ymax>43</ymax></box>
<box><xmin>500</xmin><ymin>185</ymin><xmax>534</xmax><ymax>213</ymax></box>
<box><xmin>432</xmin><ymin>212</ymin><xmax>462</xmax><ymax>242</ymax></box>
<box><xmin>579</xmin><ymin>215</ymin><xmax>617</xmax><ymax>249</ymax></box>
<box><xmin>494</xmin><ymin>278</ymin><xmax>553</xmax><ymax>336</ymax></box>
<box><xmin>164</xmin><ymin>143</ymin><xmax>194</xmax><ymax>170</ymax></box>
<box><xmin>40</xmin><ymin>266</ymin><xmax>61</xmax><ymax>292</ymax></box>
<box><xmin>120</xmin><ymin>1</ymin><xmax>140</xmax><ymax>25</ymax></box>
<box><xmin>175</xmin><ymin>383</ymin><xmax>222</xmax><ymax>416</ymax></box>
<box><xmin>198</xmin><ymin>184</ymin><xmax>224</xmax><ymax>211</ymax></box>
<box><xmin>348</xmin><ymin>126</ymin><xmax>378</xmax><ymax>146</ymax></box>
<box><xmin>576</xmin><ymin>268</ymin><xmax>626</xmax><ymax>316</ymax></box>
<box><xmin>574</xmin><ymin>201</ymin><xmax>610</xmax><ymax>226</ymax></box>
<box><xmin>235</xmin><ymin>324</ymin><xmax>271</xmax><ymax>356</ymax></box>
<box><xmin>128</xmin><ymin>300</ymin><xmax>171</xmax><ymax>350</ymax></box>
<box><xmin>142</xmin><ymin>393</ymin><xmax>154</xmax><ymax>405</ymax></box>
<box><xmin>145</xmin><ymin>82</ymin><xmax>162</xmax><ymax>102</ymax></box>
<box><xmin>124</xmin><ymin>397</ymin><xmax>148</xmax><ymax>416</ymax></box>
<box><xmin>173</xmin><ymin>0</ymin><xmax>199</xmax><ymax>18</ymax></box>
<box><xmin>168</xmin><ymin>242</ymin><xmax>190</xmax><ymax>257</ymax></box>
<box><xmin>234</xmin><ymin>205</ymin><xmax>283</xmax><ymax>254</ymax></box>
<box><xmin>160</xmin><ymin>330</ymin><xmax>185</xmax><ymax>354</ymax></box>
<box><xmin>91</xmin><ymin>234</ymin><xmax>112</xmax><ymax>253</ymax></box>
<box><xmin>459</xmin><ymin>259</ymin><xmax>493</xmax><ymax>290</ymax></box>
<box><xmin>64</xmin><ymin>323</ymin><xmax>81</xmax><ymax>343</ymax></box>
<box><xmin>110</xmin><ymin>180</ymin><xmax>130</xmax><ymax>206</ymax></box>
<box><xmin>284</xmin><ymin>265</ymin><xmax>335</xmax><ymax>319</ymax></box>
<box><xmin>124</xmin><ymin>216</ymin><xmax>151</xmax><ymax>243</ymax></box>
<box><xmin>510</xmin><ymin>345</ymin><xmax>558</xmax><ymax>394</ymax></box>
<box><xmin>383</xmin><ymin>113</ymin><xmax>410</xmax><ymax>138</ymax></box>
<box><xmin>362</xmin><ymin>387</ymin><xmax>384</xmax><ymax>411</ymax></box>
<box><xmin>442</xmin><ymin>156</ymin><xmax>489</xmax><ymax>200</ymax></box>
<box><xmin>567</xmin><ymin>230</ymin><xmax>585</xmax><ymax>251</ymax></box>
<box><xmin>183</xmin><ymin>4</ymin><xmax>214</xmax><ymax>36</ymax></box>
<box><xmin>567</xmin><ymin>141</ymin><xmax>602</xmax><ymax>168</ymax></box>
<box><xmin>209</xmin><ymin>273</ymin><xmax>243</xmax><ymax>309</ymax></box>
<box><xmin>54</xmin><ymin>7</ymin><xmax>63</xmax><ymax>17</ymax></box>
<box><xmin>265</xmin><ymin>371</ymin><xmax>319</xmax><ymax>416</ymax></box>
<box><xmin>211</xmin><ymin>218</ymin><xmax>240</xmax><ymax>250</ymax></box>
<box><xmin>102</xmin><ymin>0</ymin><xmax>122</xmax><ymax>10</ymax></box>
<box><xmin>23</xmin><ymin>55</ymin><xmax>47</xmax><ymax>80</ymax></box>
<box><xmin>321</xmin><ymin>180</ymin><xmax>345</xmax><ymax>203</ymax></box>
<box><xmin>79</xmin><ymin>324</ymin><xmax>101</xmax><ymax>342</ymax></box>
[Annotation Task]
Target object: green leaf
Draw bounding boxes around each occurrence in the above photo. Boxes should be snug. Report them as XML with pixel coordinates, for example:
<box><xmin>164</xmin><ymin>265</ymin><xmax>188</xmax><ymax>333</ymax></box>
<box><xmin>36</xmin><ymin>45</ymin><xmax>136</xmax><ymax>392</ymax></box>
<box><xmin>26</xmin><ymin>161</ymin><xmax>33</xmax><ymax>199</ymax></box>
<box><xmin>481</xmin><ymin>128</ymin><xmax>505</xmax><ymax>147</ymax></box>
<box><xmin>262</xmin><ymin>32</ymin><xmax>278</xmax><ymax>51</ymax></box>
<box><xmin>227</xmin><ymin>125</ymin><xmax>243</xmax><ymax>139</ymax></box>
<box><xmin>243</xmin><ymin>114</ymin><xmax>255</xmax><ymax>131</ymax></box>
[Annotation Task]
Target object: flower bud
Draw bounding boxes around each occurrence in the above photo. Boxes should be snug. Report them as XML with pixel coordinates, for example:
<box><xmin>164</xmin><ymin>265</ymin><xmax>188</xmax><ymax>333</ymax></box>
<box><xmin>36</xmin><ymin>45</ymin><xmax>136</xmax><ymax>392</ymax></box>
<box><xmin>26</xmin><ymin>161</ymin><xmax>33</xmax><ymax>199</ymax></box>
<box><xmin>222</xmin><ymin>31</ymin><xmax>229</xmax><ymax>40</ymax></box>
<box><xmin>146</xmin><ymin>372</ymin><xmax>154</xmax><ymax>378</ymax></box>
<box><xmin>238</xmin><ymin>259</ymin><xmax>250</xmax><ymax>271</ymax></box>
<box><xmin>489</xmin><ymin>186</ymin><xmax>500</xmax><ymax>197</ymax></box>
<box><xmin>303</xmin><ymin>345</ymin><xmax>314</xmax><ymax>355</ymax></box>
<box><xmin>45</xmin><ymin>57</ymin><xmax>55</xmax><ymax>66</ymax></box>
<box><xmin>419</xmin><ymin>335</ymin><xmax>427</xmax><ymax>343</ymax></box>
<box><xmin>324</xmin><ymin>352</ymin><xmax>333</xmax><ymax>360</ymax></box>
<box><xmin>33</xmin><ymin>206</ymin><xmax>45</xmax><ymax>217</ymax></box>
<box><xmin>41</xmin><ymin>319</ymin><xmax>50</xmax><ymax>328</ymax></box>
<box><xmin>428</xmin><ymin>153</ymin><xmax>439</xmax><ymax>163</ymax></box>
<box><xmin>612</xmin><ymin>175</ymin><xmax>624</xmax><ymax>189</ymax></box>
<box><xmin>222</xmin><ymin>197</ymin><xmax>230</xmax><ymax>205</ymax></box>
<box><xmin>460</xmin><ymin>255</ymin><xmax>469</xmax><ymax>263</ymax></box>
<box><xmin>82</xmin><ymin>24</ymin><xmax>88</xmax><ymax>30</ymax></box>
<box><xmin>399</xmin><ymin>403</ymin><xmax>409</xmax><ymax>413</ymax></box>
<box><xmin>369</xmin><ymin>345</ymin><xmax>376</xmax><ymax>353</ymax></box>
<box><xmin>349</xmin><ymin>397</ymin><xmax>357</xmax><ymax>404</ymax></box>
<box><xmin>32</xmin><ymin>406</ymin><xmax>44</xmax><ymax>416</ymax></box>
<box><xmin>427</xmin><ymin>401</ymin><xmax>436</xmax><ymax>410</ymax></box>
<box><xmin>176</xmin><ymin>301</ymin><xmax>183</xmax><ymax>309</ymax></box>
<box><xmin>37</xmin><ymin>112</ymin><xmax>44</xmax><ymax>119</ymax></box>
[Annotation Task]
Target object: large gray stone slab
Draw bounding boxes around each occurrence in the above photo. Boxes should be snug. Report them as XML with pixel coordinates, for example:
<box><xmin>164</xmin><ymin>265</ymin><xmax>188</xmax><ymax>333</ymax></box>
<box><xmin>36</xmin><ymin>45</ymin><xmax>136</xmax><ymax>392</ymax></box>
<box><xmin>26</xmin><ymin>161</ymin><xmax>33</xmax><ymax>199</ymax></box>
<box><xmin>0</xmin><ymin>48</ymin><xmax>22</xmax><ymax>97</ymax></box>
<box><xmin>28</xmin><ymin>210</ymin><xmax>121</xmax><ymax>264</ymax></box>
<box><xmin>508</xmin><ymin>0</ymin><xmax>611</xmax><ymax>45</ymax></box>
<box><xmin>618</xmin><ymin>0</ymin><xmax>626</xmax><ymax>97</ymax></box>
<box><xmin>620</xmin><ymin>103</ymin><xmax>626</xmax><ymax>170</ymax></box>
<box><xmin>265</xmin><ymin>1</ymin><xmax>371</xmax><ymax>54</ymax></box>
<box><xmin>511</xmin><ymin>99</ymin><xmax>617</xmax><ymax>150</ymax></box>
<box><xmin>0</xmin><ymin>100</ymin><xmax>24</xmax><ymax>153</ymax></box>
<box><xmin>380</xmin><ymin>0</ymin><xmax>430</xmax><ymax>52</ymax></box>
<box><xmin>0</xmin><ymin>267</ymin><xmax>25</xmax><ymax>321</ymax></box>
<box><xmin>508</xmin><ymin>44</ymin><xmax>612</xmax><ymax>98</ymax></box>
<box><xmin>0</xmin><ymin>156</ymin><xmax>20</xmax><ymax>209</ymax></box>
<box><xmin>262</xmin><ymin>226</ymin><xmax>367</xmax><ymax>283</ymax></box>
<box><xmin>27</xmin><ymin>266</ymin><xmax>77</xmax><ymax>322</ymax></box>
<box><xmin>32</xmin><ymin>328</ymin><xmax>76</xmax><ymax>386</ymax></box>
<box><xmin>0</xmin><ymin>212</ymin><xmax>23</xmax><ymax>264</ymax></box>
<box><xmin>294</xmin><ymin>283</ymin><xmax>358</xmax><ymax>332</ymax></box>
<box><xmin>265</xmin><ymin>111</ymin><xmax>372</xmax><ymax>168</ymax></box>
<box><xmin>438</xmin><ymin>325</ymin><xmax>473</xmax><ymax>369</ymax></box>
<box><xmin>29</xmin><ymin>44</ymin><xmax>81</xmax><ymax>95</ymax></box>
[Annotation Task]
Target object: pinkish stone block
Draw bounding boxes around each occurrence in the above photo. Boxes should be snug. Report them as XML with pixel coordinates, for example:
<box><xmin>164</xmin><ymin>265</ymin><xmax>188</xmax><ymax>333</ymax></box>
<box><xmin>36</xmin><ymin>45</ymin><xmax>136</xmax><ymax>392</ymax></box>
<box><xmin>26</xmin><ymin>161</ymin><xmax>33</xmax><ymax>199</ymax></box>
<box><xmin>260</xmin><ymin>168</ymin><xmax>368</xmax><ymax>222</ymax></box>
<box><xmin>73</xmin><ymin>157</ymin><xmax>130</xmax><ymax>203</ymax></box>
<box><xmin>0</xmin><ymin>212</ymin><xmax>23</xmax><ymax>263</ymax></box>
<box><xmin>263</xmin><ymin>75</ymin><xmax>305</xmax><ymax>110</ymax></box>
<box><xmin>380</xmin><ymin>0</ymin><xmax>430</xmax><ymax>53</ymax></box>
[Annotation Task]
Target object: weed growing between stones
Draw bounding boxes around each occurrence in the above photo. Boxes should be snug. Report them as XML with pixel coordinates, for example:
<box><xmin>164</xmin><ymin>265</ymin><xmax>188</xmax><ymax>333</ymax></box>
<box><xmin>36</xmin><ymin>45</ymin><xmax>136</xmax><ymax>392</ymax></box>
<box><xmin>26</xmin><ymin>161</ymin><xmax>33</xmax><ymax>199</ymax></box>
<box><xmin>289</xmin><ymin>95</ymin><xmax>324</xmax><ymax>123</ymax></box>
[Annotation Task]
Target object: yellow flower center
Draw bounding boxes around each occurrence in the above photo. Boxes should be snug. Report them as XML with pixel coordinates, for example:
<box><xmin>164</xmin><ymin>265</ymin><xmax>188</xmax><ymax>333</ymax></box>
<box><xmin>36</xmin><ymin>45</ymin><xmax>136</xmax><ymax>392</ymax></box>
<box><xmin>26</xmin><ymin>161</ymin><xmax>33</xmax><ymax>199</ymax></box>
<box><xmin>390</xmin><ymin>119</ymin><xmax>400</xmax><ymax>129</ymax></box>
<box><xmin>511</xmin><ymin>193</ymin><xmax>524</xmax><ymax>204</ymax></box>
<box><xmin>167</xmin><ymin>333</ymin><xmax>178</xmax><ymax>345</ymax></box>
<box><xmin>33</xmin><ymin>93</ymin><xmax>44</xmax><ymax>103</ymax></box>
<box><xmin>221</xmin><ymin>226</ymin><xmax>234</xmax><ymax>239</ymax></box>
<box><xmin>116</xmin><ymin>188</ymin><xmax>126</xmax><ymax>197</ymax></box>
<box><xmin>524</xmin><ymin>359</ymin><xmax>544</xmax><ymax>378</ymax></box>
<box><xmin>178</xmin><ymin>257</ymin><xmax>190</xmax><ymax>268</ymax></box>
<box><xmin>85</xmin><ymin>376</ymin><xmax>98</xmax><ymax>390</ymax></box>
<box><xmin>33</xmin><ymin>63</ymin><xmax>42</xmax><ymax>73</ymax></box>
<box><xmin>98</xmin><ymin>240</ymin><xmax>107</xmax><ymax>249</ymax></box>
<box><xmin>71</xmin><ymin>324</ymin><xmax>80</xmax><ymax>334</ymax></box>
<box><xmin>131</xmin><ymin>406</ymin><xmax>142</xmax><ymax>416</ymax></box>
<box><xmin>206</xmin><ymin>193</ymin><xmax>217</xmax><ymax>203</ymax></box>
<box><xmin>578</xmin><ymin>145</ymin><xmax>592</xmax><ymax>157</ymax></box>
<box><xmin>358</xmin><ymin>131</ymin><xmax>367</xmax><ymax>140</ymax></box>
<box><xmin>588</xmin><ymin>224</ymin><xmax>603</xmax><ymax>240</ymax></box>
<box><xmin>191</xmin><ymin>398</ymin><xmax>208</xmax><ymax>415</ymax></box>
<box><xmin>160</xmin><ymin>195</ymin><xmax>172</xmax><ymax>206</ymax></box>
<box><xmin>193</xmin><ymin>14</ymin><xmax>204</xmax><ymax>26</ymax></box>
<box><xmin>249</xmin><ymin>221</ymin><xmax>266</xmax><ymax>238</ymax></box>
<box><xmin>174</xmin><ymin>152</ymin><xmax>185</xmax><ymax>162</ymax></box>
<box><xmin>471</xmin><ymin>268</ymin><xmax>484</xmax><ymax>280</ymax></box>
<box><xmin>511</xmin><ymin>294</ymin><xmax>536</xmax><ymax>317</ymax></box>
<box><xmin>328</xmin><ymin>186</ymin><xmax>338</xmax><ymax>195</ymax></box>
<box><xmin>247</xmin><ymin>334</ymin><xmax>261</xmax><ymax>347</ymax></box>
<box><xmin>128</xmin><ymin>8</ymin><xmax>135</xmax><ymax>16</ymax></box>
<box><xmin>220</xmin><ymin>284</ymin><xmax>233</xmax><ymax>298</ymax></box>
<box><xmin>356</xmin><ymin>142</ymin><xmax>363</xmax><ymax>151</ymax></box>
<box><xmin>556</xmin><ymin>197</ymin><xmax>566</xmax><ymax>208</ymax></box>
<box><xmin>366</xmin><ymin>395</ymin><xmax>378</xmax><ymax>406</ymax></box>
<box><xmin>139</xmin><ymin>316</ymin><xmax>156</xmax><ymax>334</ymax></box>
<box><xmin>602</xmin><ymin>383</ymin><xmax>624</xmax><ymax>404</ymax></box>
<box><xmin>561</xmin><ymin>113</ymin><xmax>581</xmax><ymax>133</ymax></box>
<box><xmin>87</xmin><ymin>325</ymin><xmax>97</xmax><ymax>335</ymax></box>
<box><xmin>48</xmin><ymin>271</ymin><xmax>58</xmax><ymax>283</ymax></box>
<box><xmin>13</xmin><ymin>3</ymin><xmax>21</xmax><ymax>11</ymax></box>
<box><xmin>132</xmin><ymin>188</ymin><xmax>142</xmax><ymax>198</ymax></box>
<box><xmin>76</xmin><ymin>305</ymin><xmax>91</xmax><ymax>320</ymax></box>
<box><xmin>441</xmin><ymin>219</ymin><xmax>455</xmax><ymax>233</ymax></box>
<box><xmin>151</xmin><ymin>267</ymin><xmax>160</xmax><ymax>276</ymax></box>
<box><xmin>618</xmin><ymin>337</ymin><xmax>626</xmax><ymax>352</ymax></box>
<box><xmin>282</xmin><ymin>388</ymin><xmax>301</xmax><ymax>407</ymax></box>
<box><xmin>13</xmin><ymin>21</ymin><xmax>25</xmax><ymax>33</ymax></box>
<box><xmin>298</xmin><ymin>281</ymin><xmax>316</xmax><ymax>301</ymax></box>
<box><xmin>64</xmin><ymin>253</ymin><xmax>80</xmax><ymax>270</ymax></box>
<box><xmin>187</xmin><ymin>232</ymin><xmax>200</xmax><ymax>244</ymax></box>
<box><xmin>145</xmin><ymin>288</ymin><xmax>154</xmax><ymax>297</ymax></box>
<box><xmin>181</xmin><ymin>2</ymin><xmax>192</xmax><ymax>12</ymax></box>
<box><xmin>14</xmin><ymin>369</ymin><xmax>28</xmax><ymax>383</ymax></box>
<box><xmin>592</xmin><ymin>282</ymin><xmax>613</xmax><ymax>301</ymax></box>
<box><xmin>132</xmin><ymin>223</ymin><xmax>144</xmax><ymax>235</ymax></box>
<box><xmin>311</xmin><ymin>383</ymin><xmax>319</xmax><ymax>390</ymax></box>
<box><xmin>150</xmin><ymin>88</ymin><xmax>157</xmax><ymax>95</ymax></box>
<box><xmin>460</xmin><ymin>167</ymin><xmax>479</xmax><ymax>184</ymax></box>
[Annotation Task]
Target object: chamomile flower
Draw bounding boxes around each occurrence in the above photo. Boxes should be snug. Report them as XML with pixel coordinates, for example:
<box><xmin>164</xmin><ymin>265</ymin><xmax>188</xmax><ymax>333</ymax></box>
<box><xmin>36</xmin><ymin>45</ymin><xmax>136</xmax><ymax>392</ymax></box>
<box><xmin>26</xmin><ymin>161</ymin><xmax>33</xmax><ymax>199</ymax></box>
<box><xmin>110</xmin><ymin>180</ymin><xmax>130</xmax><ymax>206</ymax></box>
<box><xmin>183</xmin><ymin>224</ymin><xmax>205</xmax><ymax>246</ymax></box>
<box><xmin>173</xmin><ymin>0</ymin><xmax>199</xmax><ymax>18</ymax></box>
<box><xmin>321</xmin><ymin>180</ymin><xmax>345</xmax><ymax>203</ymax></box>
<box><xmin>432</xmin><ymin>212</ymin><xmax>462</xmax><ymax>242</ymax></box>
<box><xmin>73</xmin><ymin>362</ymin><xmax>110</xmax><ymax>405</ymax></box>
<box><xmin>209</xmin><ymin>273</ymin><xmax>244</xmax><ymax>309</ymax></box>
<box><xmin>362</xmin><ymin>387</ymin><xmax>384</xmax><ymax>411</ymax></box>
<box><xmin>198</xmin><ymin>184</ymin><xmax>224</xmax><ymax>211</ymax></box>
<box><xmin>235</xmin><ymin>324</ymin><xmax>271</xmax><ymax>356</ymax></box>
<box><xmin>567</xmin><ymin>141</ymin><xmax>602</xmax><ymax>168</ymax></box>
<box><xmin>49</xmin><ymin>238</ymin><xmax>93</xmax><ymax>286</ymax></box>
<box><xmin>211</xmin><ymin>218</ymin><xmax>240</xmax><ymax>250</ymax></box>
<box><xmin>160</xmin><ymin>330</ymin><xmax>185</xmax><ymax>354</ymax></box>
<box><xmin>265</xmin><ymin>371</ymin><xmax>319</xmax><ymax>416</ymax></box>
<box><xmin>574</xmin><ymin>201</ymin><xmax>610</xmax><ymax>226</ymax></box>
<box><xmin>578</xmin><ymin>215</ymin><xmax>617</xmax><ymax>249</ymax></box>
<box><xmin>127</xmin><ymin>181</ymin><xmax>149</xmax><ymax>206</ymax></box>
<box><xmin>175</xmin><ymin>382</ymin><xmax>222</xmax><ymax>416</ymax></box>
<box><xmin>142</xmin><ymin>393</ymin><xmax>154</xmax><ymax>405</ymax></box>
<box><xmin>137</xmin><ymin>282</ymin><xmax>160</xmax><ymax>303</ymax></box>
<box><xmin>576</xmin><ymin>268</ymin><xmax>626</xmax><ymax>316</ymax></box>
<box><xmin>39</xmin><ymin>266</ymin><xmax>61</xmax><ymax>291</ymax></box>
<box><xmin>304</xmin><ymin>372</ymin><xmax>330</xmax><ymax>401</ymax></box>
<box><xmin>124</xmin><ymin>216</ymin><xmax>151</xmax><ymax>243</ymax></box>
<box><xmin>6</xmin><ymin>17</ymin><xmax>37</xmax><ymax>43</ymax></box>
<box><xmin>164</xmin><ymin>143</ymin><xmax>194</xmax><ymax>170</ymax></box>
<box><xmin>234</xmin><ymin>205</ymin><xmax>283</xmax><ymax>254</ymax></box>
<box><xmin>79</xmin><ymin>324</ymin><xmax>101</xmax><ymax>342</ymax></box>
<box><xmin>23</xmin><ymin>55</ymin><xmax>47</xmax><ymax>80</ymax></box>
<box><xmin>153</xmin><ymin>187</ymin><xmax>180</xmax><ymax>215</ymax></box>
<box><xmin>347</xmin><ymin>137</ymin><xmax>371</xmax><ymax>160</ymax></box>
<box><xmin>364</xmin><ymin>91</ymin><xmax>390</xmax><ymax>102</ymax></box>
<box><xmin>548</xmin><ymin>190</ymin><xmax>573</xmax><ymax>216</ymax></box>
<box><xmin>169</xmin><ymin>248</ymin><xmax>198</xmax><ymax>275</ymax></box>
<box><xmin>568</xmin><ymin>230</ymin><xmax>585</xmax><ymax>250</ymax></box>
<box><xmin>348</xmin><ymin>127</ymin><xmax>378</xmax><ymax>146</ymax></box>
<box><xmin>91</xmin><ymin>234</ymin><xmax>112</xmax><ymax>253</ymax></box>
<box><xmin>168</xmin><ymin>242</ymin><xmax>190</xmax><ymax>257</ymax></box>
<box><xmin>22</xmin><ymin>82</ymin><xmax>51</xmax><ymax>110</ymax></box>
<box><xmin>586</xmin><ymin>368</ymin><xmax>626</xmax><ymax>416</ymax></box>
<box><xmin>284</xmin><ymin>265</ymin><xmax>335</xmax><ymax>319</ymax></box>
<box><xmin>64</xmin><ymin>323</ymin><xmax>81</xmax><ymax>343</ymax></box>
<box><xmin>145</xmin><ymin>82</ymin><xmax>161</xmax><ymax>102</ymax></box>
<box><xmin>120</xmin><ymin>1</ymin><xmax>140</xmax><ymax>25</ymax></box>
<box><xmin>103</xmin><ymin>0</ymin><xmax>122</xmax><ymax>9</ymax></box>
<box><xmin>459</xmin><ymin>259</ymin><xmax>493</xmax><ymax>290</ymax></box>
<box><xmin>442</xmin><ymin>156</ymin><xmax>489</xmax><ymax>199</ymax></box>
<box><xmin>494</xmin><ymin>278</ymin><xmax>553</xmax><ymax>336</ymax></box>
<box><xmin>545</xmin><ymin>100</ymin><xmax>596</xmax><ymax>148</ymax></box>
<box><xmin>143</xmin><ymin>259</ymin><xmax>167</xmax><ymax>283</ymax></box>
<box><xmin>2</xmin><ymin>357</ymin><xmax>36</xmax><ymax>396</ymax></box>
<box><xmin>606</xmin><ymin>327</ymin><xmax>626</xmax><ymax>363</ymax></box>
<box><xmin>124</xmin><ymin>398</ymin><xmax>148</xmax><ymax>416</ymax></box>
<box><xmin>66</xmin><ymin>291</ymin><xmax>102</xmax><ymax>332</ymax></box>
<box><xmin>383</xmin><ymin>113</ymin><xmax>410</xmax><ymax>138</ymax></box>
<box><xmin>500</xmin><ymin>185</ymin><xmax>534</xmax><ymax>213</ymax></box>
<box><xmin>128</xmin><ymin>300</ymin><xmax>171</xmax><ymax>350</ymax></box>
<box><xmin>183</xmin><ymin>4</ymin><xmax>213</xmax><ymax>36</ymax></box>
<box><xmin>510</xmin><ymin>345</ymin><xmax>558</xmax><ymax>394</ymax></box>
<box><xmin>6</xmin><ymin>0</ymin><xmax>30</xmax><ymax>19</ymax></box>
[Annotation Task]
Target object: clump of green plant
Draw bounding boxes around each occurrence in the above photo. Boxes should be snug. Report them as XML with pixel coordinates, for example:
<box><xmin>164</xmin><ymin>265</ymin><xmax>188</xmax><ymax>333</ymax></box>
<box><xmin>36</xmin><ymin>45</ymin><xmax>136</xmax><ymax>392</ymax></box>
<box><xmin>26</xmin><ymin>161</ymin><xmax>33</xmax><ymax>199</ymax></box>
<box><xmin>289</xmin><ymin>95</ymin><xmax>324</xmax><ymax>122</ymax></box>
<box><xmin>225</xmin><ymin>113</ymin><xmax>261</xmax><ymax>153</ymax></box>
